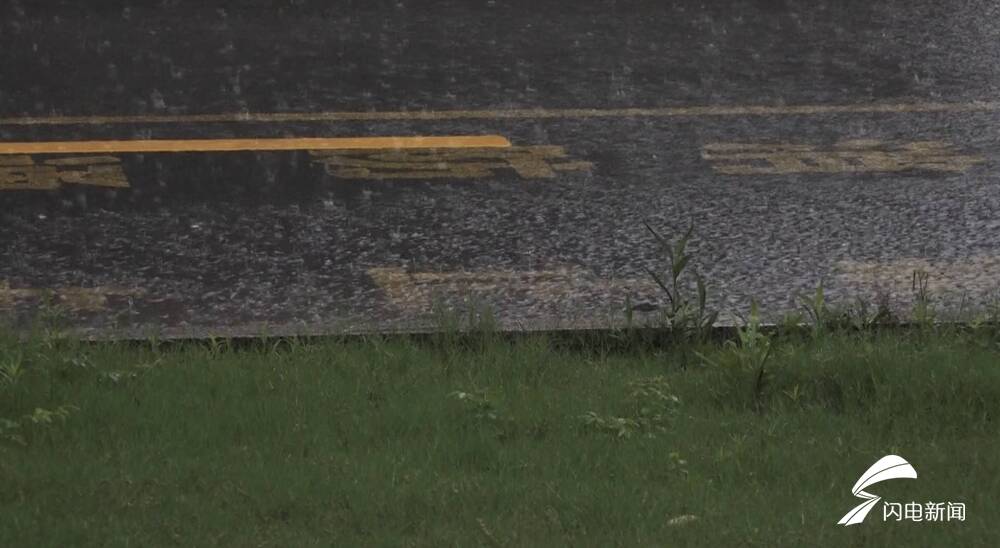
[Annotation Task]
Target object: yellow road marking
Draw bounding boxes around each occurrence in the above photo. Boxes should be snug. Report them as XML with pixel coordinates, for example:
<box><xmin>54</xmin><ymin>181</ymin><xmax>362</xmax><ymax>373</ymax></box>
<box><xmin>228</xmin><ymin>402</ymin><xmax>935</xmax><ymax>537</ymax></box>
<box><xmin>703</xmin><ymin>140</ymin><xmax>985</xmax><ymax>174</ymax></box>
<box><xmin>1</xmin><ymin>101</ymin><xmax>998</xmax><ymax>126</ymax></box>
<box><xmin>1</xmin><ymin>155</ymin><xmax>129</xmax><ymax>190</ymax></box>
<box><xmin>835</xmin><ymin>256</ymin><xmax>1000</xmax><ymax>316</ymax></box>
<box><xmin>368</xmin><ymin>267</ymin><xmax>656</xmax><ymax>312</ymax></box>
<box><xmin>0</xmin><ymin>136</ymin><xmax>512</xmax><ymax>155</ymax></box>
<box><xmin>312</xmin><ymin>146</ymin><xmax>592</xmax><ymax>179</ymax></box>
<box><xmin>0</xmin><ymin>283</ymin><xmax>144</xmax><ymax>312</ymax></box>
<box><xmin>836</xmin><ymin>257</ymin><xmax>1000</xmax><ymax>294</ymax></box>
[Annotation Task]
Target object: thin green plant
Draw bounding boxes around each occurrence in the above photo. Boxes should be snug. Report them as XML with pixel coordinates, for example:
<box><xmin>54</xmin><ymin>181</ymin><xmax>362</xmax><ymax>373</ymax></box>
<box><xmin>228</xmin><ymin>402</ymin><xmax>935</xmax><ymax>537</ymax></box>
<box><xmin>643</xmin><ymin>222</ymin><xmax>718</xmax><ymax>344</ymax></box>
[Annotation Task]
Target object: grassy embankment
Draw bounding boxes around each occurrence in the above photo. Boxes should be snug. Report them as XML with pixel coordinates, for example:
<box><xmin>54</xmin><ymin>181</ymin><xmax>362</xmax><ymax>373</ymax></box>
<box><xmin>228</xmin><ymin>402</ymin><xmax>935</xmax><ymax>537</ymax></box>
<box><xmin>1</xmin><ymin>317</ymin><xmax>998</xmax><ymax>546</ymax></box>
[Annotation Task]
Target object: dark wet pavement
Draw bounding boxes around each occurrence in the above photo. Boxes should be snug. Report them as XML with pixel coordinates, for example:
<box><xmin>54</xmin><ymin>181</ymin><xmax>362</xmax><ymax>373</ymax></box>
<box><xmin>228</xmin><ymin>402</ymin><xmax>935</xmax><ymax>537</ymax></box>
<box><xmin>2</xmin><ymin>1</ymin><xmax>999</xmax><ymax>337</ymax></box>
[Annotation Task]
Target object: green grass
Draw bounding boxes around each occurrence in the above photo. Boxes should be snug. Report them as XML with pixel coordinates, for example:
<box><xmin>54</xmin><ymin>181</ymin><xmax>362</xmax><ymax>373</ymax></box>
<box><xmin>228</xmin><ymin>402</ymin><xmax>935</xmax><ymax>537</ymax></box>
<box><xmin>1</xmin><ymin>327</ymin><xmax>998</xmax><ymax>546</ymax></box>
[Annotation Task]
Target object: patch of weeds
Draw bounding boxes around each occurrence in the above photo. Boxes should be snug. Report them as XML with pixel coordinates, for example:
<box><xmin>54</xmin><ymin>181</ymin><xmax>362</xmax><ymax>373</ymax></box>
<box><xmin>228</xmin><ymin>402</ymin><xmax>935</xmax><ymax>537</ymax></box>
<box><xmin>0</xmin><ymin>417</ymin><xmax>26</xmax><ymax>446</ymax></box>
<box><xmin>462</xmin><ymin>298</ymin><xmax>500</xmax><ymax>351</ymax></box>
<box><xmin>795</xmin><ymin>281</ymin><xmax>864</xmax><ymax>336</ymax></box>
<box><xmin>0</xmin><ymin>353</ymin><xmax>26</xmax><ymax>388</ymax></box>
<box><xmin>579</xmin><ymin>375</ymin><xmax>681</xmax><ymax>439</ymax></box>
<box><xmin>207</xmin><ymin>336</ymin><xmax>234</xmax><ymax>357</ymax></box>
<box><xmin>132</xmin><ymin>356</ymin><xmax>164</xmax><ymax>372</ymax></box>
<box><xmin>20</xmin><ymin>294</ymin><xmax>73</xmax><ymax>343</ymax></box>
<box><xmin>430</xmin><ymin>297</ymin><xmax>500</xmax><ymax>354</ymax></box>
<box><xmin>51</xmin><ymin>354</ymin><xmax>96</xmax><ymax>383</ymax></box>
<box><xmin>797</xmin><ymin>281</ymin><xmax>829</xmax><ymax>338</ymax></box>
<box><xmin>697</xmin><ymin>300</ymin><xmax>773</xmax><ymax>412</ymax></box>
<box><xmin>0</xmin><ymin>350</ymin><xmax>31</xmax><ymax>415</ymax></box>
<box><xmin>795</xmin><ymin>282</ymin><xmax>897</xmax><ymax>339</ymax></box>
<box><xmin>579</xmin><ymin>412</ymin><xmax>643</xmax><ymax>439</ymax></box>
<box><xmin>773</xmin><ymin>311</ymin><xmax>807</xmax><ymax>343</ymax></box>
<box><xmin>626</xmin><ymin>375</ymin><xmax>682</xmax><ymax>426</ymax></box>
<box><xmin>1</xmin><ymin>344</ymin><xmax>159</xmax><ymax>448</ymax></box>
<box><xmin>961</xmin><ymin>296</ymin><xmax>1000</xmax><ymax>350</ymax></box>
<box><xmin>1</xmin><ymin>404</ymin><xmax>78</xmax><ymax>447</ymax></box>
<box><xmin>21</xmin><ymin>404</ymin><xmax>77</xmax><ymax>426</ymax></box>
<box><xmin>449</xmin><ymin>389</ymin><xmax>516</xmax><ymax>440</ymax></box>
<box><xmin>782</xmin><ymin>383</ymin><xmax>804</xmax><ymax>406</ymax></box>
<box><xmin>845</xmin><ymin>294</ymin><xmax>898</xmax><ymax>331</ymax></box>
<box><xmin>911</xmin><ymin>269</ymin><xmax>936</xmax><ymax>329</ymax></box>
<box><xmin>430</xmin><ymin>298</ymin><xmax>464</xmax><ymax>355</ymax></box>
<box><xmin>96</xmin><ymin>370</ymin><xmax>141</xmax><ymax>386</ymax></box>
<box><xmin>642</xmin><ymin>223</ymin><xmax>719</xmax><ymax>344</ymax></box>
<box><xmin>449</xmin><ymin>390</ymin><xmax>501</xmax><ymax>421</ymax></box>
<box><xmin>664</xmin><ymin>450</ymin><xmax>690</xmax><ymax>477</ymax></box>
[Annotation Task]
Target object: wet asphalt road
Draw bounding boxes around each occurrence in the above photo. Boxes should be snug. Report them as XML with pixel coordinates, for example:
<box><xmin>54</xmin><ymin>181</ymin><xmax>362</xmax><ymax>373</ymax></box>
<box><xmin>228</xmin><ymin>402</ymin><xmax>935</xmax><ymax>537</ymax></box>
<box><xmin>2</xmin><ymin>1</ymin><xmax>1000</xmax><ymax>337</ymax></box>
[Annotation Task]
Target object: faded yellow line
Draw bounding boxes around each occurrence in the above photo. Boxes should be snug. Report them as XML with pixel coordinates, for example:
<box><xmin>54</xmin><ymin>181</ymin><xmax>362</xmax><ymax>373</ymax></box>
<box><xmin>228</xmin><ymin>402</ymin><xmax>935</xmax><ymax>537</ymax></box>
<box><xmin>0</xmin><ymin>135</ymin><xmax>512</xmax><ymax>155</ymax></box>
<box><xmin>1</xmin><ymin>101</ymin><xmax>998</xmax><ymax>126</ymax></box>
<box><xmin>702</xmin><ymin>139</ymin><xmax>986</xmax><ymax>174</ymax></box>
<box><xmin>836</xmin><ymin>256</ymin><xmax>1000</xmax><ymax>293</ymax></box>
<box><xmin>0</xmin><ymin>282</ymin><xmax>145</xmax><ymax>312</ymax></box>
<box><xmin>368</xmin><ymin>266</ymin><xmax>658</xmax><ymax>312</ymax></box>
